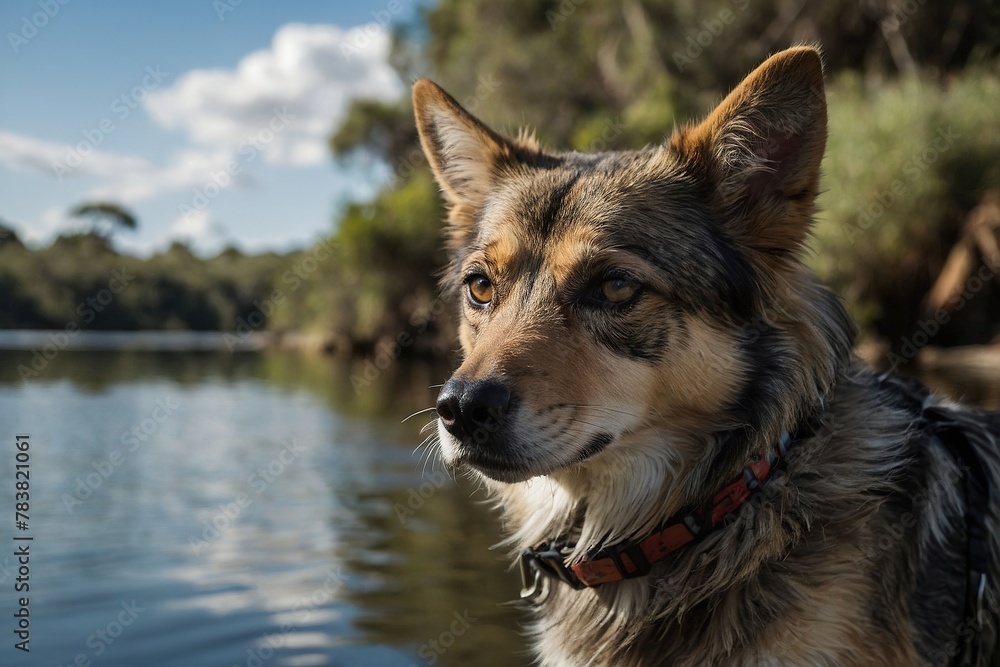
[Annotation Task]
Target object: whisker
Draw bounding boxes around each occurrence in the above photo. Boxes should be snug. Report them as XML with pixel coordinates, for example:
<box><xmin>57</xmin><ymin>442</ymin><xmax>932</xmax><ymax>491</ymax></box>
<box><xmin>411</xmin><ymin>432</ymin><xmax>436</xmax><ymax>456</ymax></box>
<box><xmin>420</xmin><ymin>435</ymin><xmax>443</xmax><ymax>477</ymax></box>
<box><xmin>402</xmin><ymin>406</ymin><xmax>439</xmax><ymax>423</ymax></box>
<box><xmin>421</xmin><ymin>445</ymin><xmax>433</xmax><ymax>477</ymax></box>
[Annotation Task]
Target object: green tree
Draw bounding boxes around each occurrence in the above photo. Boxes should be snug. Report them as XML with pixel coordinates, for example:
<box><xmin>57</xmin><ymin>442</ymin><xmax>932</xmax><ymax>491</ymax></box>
<box><xmin>69</xmin><ymin>201</ymin><xmax>138</xmax><ymax>239</ymax></box>
<box><xmin>320</xmin><ymin>0</ymin><xmax>1000</xmax><ymax>355</ymax></box>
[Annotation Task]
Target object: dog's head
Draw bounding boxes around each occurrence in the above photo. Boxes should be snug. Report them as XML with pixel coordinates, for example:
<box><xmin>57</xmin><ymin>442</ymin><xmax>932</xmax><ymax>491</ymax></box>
<box><xmin>414</xmin><ymin>47</ymin><xmax>853</xmax><ymax>489</ymax></box>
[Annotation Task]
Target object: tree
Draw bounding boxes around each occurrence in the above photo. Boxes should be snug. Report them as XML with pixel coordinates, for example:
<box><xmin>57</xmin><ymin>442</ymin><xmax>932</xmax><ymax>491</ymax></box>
<box><xmin>0</xmin><ymin>219</ymin><xmax>24</xmax><ymax>249</ymax></box>
<box><xmin>69</xmin><ymin>202</ymin><xmax>138</xmax><ymax>238</ymax></box>
<box><xmin>319</xmin><ymin>0</ymin><xmax>1000</xmax><ymax>355</ymax></box>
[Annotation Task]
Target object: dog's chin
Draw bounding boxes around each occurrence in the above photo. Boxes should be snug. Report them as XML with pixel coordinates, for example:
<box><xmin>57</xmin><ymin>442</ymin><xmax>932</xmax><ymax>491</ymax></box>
<box><xmin>465</xmin><ymin>460</ymin><xmax>539</xmax><ymax>484</ymax></box>
<box><xmin>442</xmin><ymin>444</ymin><xmax>541</xmax><ymax>483</ymax></box>
<box><xmin>440</xmin><ymin>431</ymin><xmax>615</xmax><ymax>484</ymax></box>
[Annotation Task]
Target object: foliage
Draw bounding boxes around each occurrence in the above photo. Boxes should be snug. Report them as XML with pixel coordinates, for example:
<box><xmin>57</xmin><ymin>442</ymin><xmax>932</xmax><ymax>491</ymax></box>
<box><xmin>330</xmin><ymin>98</ymin><xmax>419</xmax><ymax>165</ymax></box>
<box><xmin>269</xmin><ymin>170</ymin><xmax>453</xmax><ymax>356</ymax></box>
<box><xmin>814</xmin><ymin>67</ymin><xmax>1000</xmax><ymax>343</ymax></box>
<box><xmin>69</xmin><ymin>201</ymin><xmax>138</xmax><ymax>237</ymax></box>
<box><xmin>0</xmin><ymin>234</ymin><xmax>297</xmax><ymax>331</ymax></box>
<box><xmin>417</xmin><ymin>0</ymin><xmax>998</xmax><ymax>149</ymax></box>
<box><xmin>320</xmin><ymin>0</ymin><xmax>1000</xmax><ymax>353</ymax></box>
<box><xmin>3</xmin><ymin>0</ymin><xmax>999</xmax><ymax>355</ymax></box>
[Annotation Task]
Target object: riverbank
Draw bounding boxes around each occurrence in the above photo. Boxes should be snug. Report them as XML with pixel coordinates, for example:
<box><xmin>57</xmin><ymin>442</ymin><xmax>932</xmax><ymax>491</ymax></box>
<box><xmin>4</xmin><ymin>330</ymin><xmax>997</xmax><ymax>375</ymax></box>
<box><xmin>0</xmin><ymin>329</ymin><xmax>443</xmax><ymax>357</ymax></box>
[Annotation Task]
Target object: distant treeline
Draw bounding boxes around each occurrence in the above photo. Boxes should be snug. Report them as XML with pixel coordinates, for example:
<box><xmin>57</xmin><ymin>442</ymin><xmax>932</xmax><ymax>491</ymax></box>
<box><xmin>0</xmin><ymin>225</ymin><xmax>452</xmax><ymax>357</ymax></box>
<box><xmin>0</xmin><ymin>231</ymin><xmax>295</xmax><ymax>333</ymax></box>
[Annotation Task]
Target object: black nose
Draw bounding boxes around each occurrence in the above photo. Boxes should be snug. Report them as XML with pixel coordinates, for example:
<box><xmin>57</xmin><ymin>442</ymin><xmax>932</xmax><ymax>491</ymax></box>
<box><xmin>436</xmin><ymin>378</ymin><xmax>512</xmax><ymax>440</ymax></box>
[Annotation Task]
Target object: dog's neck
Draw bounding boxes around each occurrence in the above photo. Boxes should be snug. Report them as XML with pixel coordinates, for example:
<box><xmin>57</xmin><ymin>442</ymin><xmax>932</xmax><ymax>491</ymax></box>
<box><xmin>490</xmin><ymin>397</ymin><xmax>826</xmax><ymax>568</ymax></box>
<box><xmin>491</xmin><ymin>430</ymin><xmax>727</xmax><ymax>563</ymax></box>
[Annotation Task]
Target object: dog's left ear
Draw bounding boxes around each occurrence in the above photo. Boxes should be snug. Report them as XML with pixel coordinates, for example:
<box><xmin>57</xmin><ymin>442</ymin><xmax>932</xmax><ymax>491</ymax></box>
<box><xmin>670</xmin><ymin>46</ymin><xmax>827</xmax><ymax>261</ymax></box>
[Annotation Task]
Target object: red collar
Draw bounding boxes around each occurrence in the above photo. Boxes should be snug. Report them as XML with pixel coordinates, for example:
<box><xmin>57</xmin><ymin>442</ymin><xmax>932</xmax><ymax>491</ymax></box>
<box><xmin>519</xmin><ymin>430</ymin><xmax>795</xmax><ymax>597</ymax></box>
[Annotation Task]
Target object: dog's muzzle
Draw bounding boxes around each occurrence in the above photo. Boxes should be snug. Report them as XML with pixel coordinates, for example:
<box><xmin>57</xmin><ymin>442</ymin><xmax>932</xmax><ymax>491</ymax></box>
<box><xmin>435</xmin><ymin>376</ymin><xmax>512</xmax><ymax>442</ymax></box>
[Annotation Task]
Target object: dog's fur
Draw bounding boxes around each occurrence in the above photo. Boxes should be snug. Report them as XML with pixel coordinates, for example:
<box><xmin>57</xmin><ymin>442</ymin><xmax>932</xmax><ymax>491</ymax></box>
<box><xmin>413</xmin><ymin>47</ymin><xmax>1000</xmax><ymax>666</ymax></box>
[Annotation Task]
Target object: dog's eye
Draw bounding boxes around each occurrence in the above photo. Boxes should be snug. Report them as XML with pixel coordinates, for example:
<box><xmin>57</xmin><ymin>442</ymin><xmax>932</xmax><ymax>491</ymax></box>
<box><xmin>466</xmin><ymin>275</ymin><xmax>493</xmax><ymax>306</ymax></box>
<box><xmin>599</xmin><ymin>276</ymin><xmax>640</xmax><ymax>304</ymax></box>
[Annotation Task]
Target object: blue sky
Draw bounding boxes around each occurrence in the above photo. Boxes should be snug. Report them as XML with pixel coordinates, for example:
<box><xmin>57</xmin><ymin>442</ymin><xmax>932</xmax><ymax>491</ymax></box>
<box><xmin>0</xmin><ymin>0</ymin><xmax>428</xmax><ymax>255</ymax></box>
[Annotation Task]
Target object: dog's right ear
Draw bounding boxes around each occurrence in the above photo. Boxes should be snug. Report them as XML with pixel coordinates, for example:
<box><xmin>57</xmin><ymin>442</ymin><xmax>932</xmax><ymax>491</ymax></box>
<box><xmin>413</xmin><ymin>79</ymin><xmax>541</xmax><ymax>212</ymax></box>
<box><xmin>669</xmin><ymin>47</ymin><xmax>827</xmax><ymax>267</ymax></box>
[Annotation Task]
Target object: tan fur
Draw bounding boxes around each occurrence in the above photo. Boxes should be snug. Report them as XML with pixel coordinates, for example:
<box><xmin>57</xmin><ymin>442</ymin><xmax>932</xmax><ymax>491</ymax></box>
<box><xmin>414</xmin><ymin>47</ymin><xmax>1000</xmax><ymax>666</ymax></box>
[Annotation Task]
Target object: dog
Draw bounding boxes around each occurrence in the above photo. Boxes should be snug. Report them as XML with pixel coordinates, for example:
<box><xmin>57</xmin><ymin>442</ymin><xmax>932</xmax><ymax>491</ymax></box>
<box><xmin>412</xmin><ymin>46</ymin><xmax>1000</xmax><ymax>666</ymax></box>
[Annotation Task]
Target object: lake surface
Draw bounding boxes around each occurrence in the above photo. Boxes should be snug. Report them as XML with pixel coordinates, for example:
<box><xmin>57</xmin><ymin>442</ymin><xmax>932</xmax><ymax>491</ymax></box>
<box><xmin>0</xmin><ymin>349</ymin><xmax>527</xmax><ymax>667</ymax></box>
<box><xmin>0</xmin><ymin>343</ymin><xmax>997</xmax><ymax>667</ymax></box>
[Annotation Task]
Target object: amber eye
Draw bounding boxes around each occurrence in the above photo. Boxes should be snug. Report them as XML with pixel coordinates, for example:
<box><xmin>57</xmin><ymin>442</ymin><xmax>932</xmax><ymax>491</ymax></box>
<box><xmin>467</xmin><ymin>275</ymin><xmax>493</xmax><ymax>305</ymax></box>
<box><xmin>599</xmin><ymin>276</ymin><xmax>640</xmax><ymax>304</ymax></box>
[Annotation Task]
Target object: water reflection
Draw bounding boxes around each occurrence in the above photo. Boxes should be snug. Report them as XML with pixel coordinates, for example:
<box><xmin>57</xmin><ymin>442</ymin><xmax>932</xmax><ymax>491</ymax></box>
<box><xmin>0</xmin><ymin>350</ymin><xmax>525</xmax><ymax>667</ymax></box>
<box><xmin>0</xmin><ymin>347</ymin><xmax>995</xmax><ymax>667</ymax></box>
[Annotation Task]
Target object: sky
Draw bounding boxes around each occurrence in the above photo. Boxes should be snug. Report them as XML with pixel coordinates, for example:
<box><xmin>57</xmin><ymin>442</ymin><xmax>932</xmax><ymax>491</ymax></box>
<box><xmin>0</xmin><ymin>0</ymin><xmax>428</xmax><ymax>256</ymax></box>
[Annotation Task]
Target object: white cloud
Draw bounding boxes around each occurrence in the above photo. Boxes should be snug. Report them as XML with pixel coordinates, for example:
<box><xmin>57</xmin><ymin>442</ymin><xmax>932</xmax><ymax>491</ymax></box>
<box><xmin>1</xmin><ymin>21</ymin><xmax>402</xmax><ymax>201</ymax></box>
<box><xmin>0</xmin><ymin>131</ymin><xmax>237</xmax><ymax>213</ymax></box>
<box><xmin>169</xmin><ymin>209</ymin><xmax>225</xmax><ymax>243</ymax></box>
<box><xmin>0</xmin><ymin>131</ymin><xmax>152</xmax><ymax>180</ymax></box>
<box><xmin>87</xmin><ymin>147</ymin><xmax>237</xmax><ymax>204</ymax></box>
<box><xmin>0</xmin><ymin>21</ymin><xmax>404</xmax><ymax>251</ymax></box>
<box><xmin>144</xmin><ymin>22</ymin><xmax>403</xmax><ymax>167</ymax></box>
<box><xmin>0</xmin><ymin>130</ymin><xmax>227</xmax><ymax>204</ymax></box>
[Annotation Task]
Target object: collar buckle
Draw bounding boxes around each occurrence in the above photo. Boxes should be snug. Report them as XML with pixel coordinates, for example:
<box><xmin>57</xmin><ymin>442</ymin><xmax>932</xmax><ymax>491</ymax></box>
<box><xmin>519</xmin><ymin>544</ymin><xmax>585</xmax><ymax>599</ymax></box>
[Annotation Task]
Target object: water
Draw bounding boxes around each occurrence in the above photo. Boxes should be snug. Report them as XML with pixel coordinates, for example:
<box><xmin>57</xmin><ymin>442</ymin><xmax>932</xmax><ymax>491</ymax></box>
<box><xmin>0</xmin><ymin>330</ymin><xmax>270</xmax><ymax>351</ymax></box>
<box><xmin>0</xmin><ymin>349</ymin><xmax>527</xmax><ymax>667</ymax></box>
<box><xmin>0</xmin><ymin>341</ymin><xmax>996</xmax><ymax>667</ymax></box>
